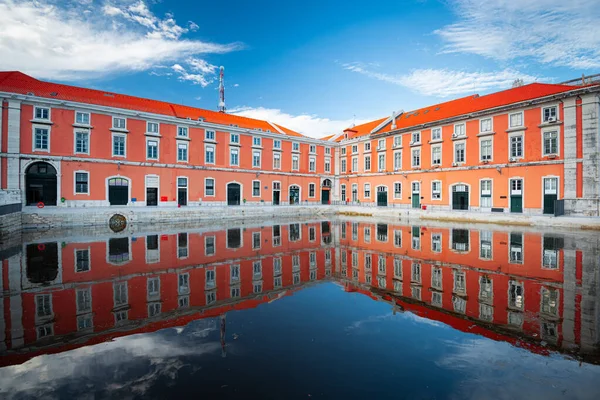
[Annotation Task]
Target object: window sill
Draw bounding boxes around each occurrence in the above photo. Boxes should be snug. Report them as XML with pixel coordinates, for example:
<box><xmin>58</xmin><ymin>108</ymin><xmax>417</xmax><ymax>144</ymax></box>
<box><xmin>377</xmin><ymin>148</ymin><xmax>386</xmax><ymax>152</ymax></box>
<box><xmin>272</xmin><ymin>147</ymin><xmax>282</xmax><ymax>151</ymax></box>
<box><xmin>428</xmin><ymin>139</ymin><xmax>443</xmax><ymax>144</ymax></box>
<box><xmin>410</xmin><ymin>142</ymin><xmax>422</xmax><ymax>147</ymax></box>
<box><xmin>110</xmin><ymin>127</ymin><xmax>129</xmax><ymax>133</ymax></box>
<box><xmin>506</xmin><ymin>126</ymin><xmax>527</xmax><ymax>133</ymax></box>
<box><xmin>477</xmin><ymin>131</ymin><xmax>495</xmax><ymax>137</ymax></box>
<box><xmin>73</xmin><ymin>123</ymin><xmax>93</xmax><ymax>129</ymax></box>
<box><xmin>252</xmin><ymin>145</ymin><xmax>263</xmax><ymax>149</ymax></box>
<box><xmin>292</xmin><ymin>149</ymin><xmax>301</xmax><ymax>153</ymax></box>
<box><xmin>538</xmin><ymin>121</ymin><xmax>563</xmax><ymax>128</ymax></box>
<box><xmin>30</xmin><ymin>119</ymin><xmax>53</xmax><ymax>125</ymax></box>
<box><xmin>451</xmin><ymin>135</ymin><xmax>467</xmax><ymax>141</ymax></box>
<box><xmin>146</xmin><ymin>158</ymin><xmax>159</xmax><ymax>162</ymax></box>
<box><xmin>392</xmin><ymin>144</ymin><xmax>403</xmax><ymax>149</ymax></box>
<box><xmin>431</xmin><ymin>164</ymin><xmax>441</xmax><ymax>168</ymax></box>
<box><xmin>176</xmin><ymin>136</ymin><xmax>191</xmax><ymax>141</ymax></box>
<box><xmin>74</xmin><ymin>152</ymin><xmax>90</xmax><ymax>156</ymax></box>
<box><xmin>204</xmin><ymin>139</ymin><xmax>217</xmax><ymax>143</ymax></box>
<box><xmin>32</xmin><ymin>148</ymin><xmax>50</xmax><ymax>153</ymax></box>
<box><xmin>145</xmin><ymin>132</ymin><xmax>162</xmax><ymax>137</ymax></box>
<box><xmin>543</xmin><ymin>154</ymin><xmax>559</xmax><ymax>159</ymax></box>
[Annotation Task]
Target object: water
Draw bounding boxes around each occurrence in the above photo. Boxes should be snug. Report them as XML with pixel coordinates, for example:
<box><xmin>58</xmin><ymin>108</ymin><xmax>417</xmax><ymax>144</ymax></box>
<box><xmin>1</xmin><ymin>218</ymin><xmax>600</xmax><ymax>399</ymax></box>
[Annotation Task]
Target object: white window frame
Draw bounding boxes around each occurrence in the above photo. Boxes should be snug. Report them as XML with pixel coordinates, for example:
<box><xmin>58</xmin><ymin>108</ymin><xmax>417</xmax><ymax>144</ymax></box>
<box><xmin>541</xmin><ymin>128</ymin><xmax>559</xmax><ymax>157</ymax></box>
<box><xmin>479</xmin><ymin>117</ymin><xmax>493</xmax><ymax>133</ymax></box>
<box><xmin>541</xmin><ymin>105</ymin><xmax>559</xmax><ymax>123</ymax></box>
<box><xmin>378</xmin><ymin>153</ymin><xmax>386</xmax><ymax>171</ymax></box>
<box><xmin>324</xmin><ymin>158</ymin><xmax>331</xmax><ymax>173</ymax></box>
<box><xmin>74</xmin><ymin>170</ymin><xmax>90</xmax><ymax>195</ymax></box>
<box><xmin>273</xmin><ymin>152</ymin><xmax>281</xmax><ymax>169</ymax></box>
<box><xmin>431</xmin><ymin>127</ymin><xmax>442</xmax><ymax>141</ymax></box>
<box><xmin>411</xmin><ymin>131</ymin><xmax>421</xmax><ymax>144</ymax></box>
<box><xmin>32</xmin><ymin>124</ymin><xmax>51</xmax><ymax>152</ymax></box>
<box><xmin>74</xmin><ymin>129</ymin><xmax>90</xmax><ymax>155</ymax></box>
<box><xmin>205</xmin><ymin>144</ymin><xmax>215</xmax><ymax>164</ymax></box>
<box><xmin>146</xmin><ymin>138</ymin><xmax>159</xmax><ymax>160</ymax></box>
<box><xmin>252</xmin><ymin>180</ymin><xmax>261</xmax><ymax>198</ymax></box>
<box><xmin>309</xmin><ymin>144</ymin><xmax>317</xmax><ymax>154</ymax></box>
<box><xmin>34</xmin><ymin>106</ymin><xmax>51</xmax><ymax>121</ymax></box>
<box><xmin>431</xmin><ymin>180</ymin><xmax>442</xmax><ymax>200</ymax></box>
<box><xmin>340</xmin><ymin>158</ymin><xmax>346</xmax><ymax>173</ymax></box>
<box><xmin>292</xmin><ymin>142</ymin><xmax>300</xmax><ymax>152</ymax></box>
<box><xmin>75</xmin><ymin>111</ymin><xmax>91</xmax><ymax>126</ymax></box>
<box><xmin>479</xmin><ymin>136</ymin><xmax>493</xmax><ymax>162</ymax></box>
<box><xmin>509</xmin><ymin>111</ymin><xmax>524</xmax><ymax>129</ymax></box>
<box><xmin>204</xmin><ymin>177</ymin><xmax>215</xmax><ymax>197</ymax></box>
<box><xmin>177</xmin><ymin>141</ymin><xmax>188</xmax><ymax>162</ymax></box>
<box><xmin>146</xmin><ymin>121</ymin><xmax>159</xmax><ymax>134</ymax></box>
<box><xmin>364</xmin><ymin>142</ymin><xmax>371</xmax><ymax>152</ymax></box>
<box><xmin>393</xmin><ymin>135</ymin><xmax>402</xmax><ymax>148</ymax></box>
<box><xmin>431</xmin><ymin>144</ymin><xmax>442</xmax><ymax>166</ymax></box>
<box><xmin>454</xmin><ymin>140</ymin><xmax>466</xmax><ymax>164</ymax></box>
<box><xmin>252</xmin><ymin>150</ymin><xmax>262</xmax><ymax>168</ymax></box>
<box><xmin>205</xmin><ymin>130</ymin><xmax>216</xmax><ymax>141</ymax></box>
<box><xmin>230</xmin><ymin>133</ymin><xmax>240</xmax><ymax>144</ymax></box>
<box><xmin>309</xmin><ymin>156</ymin><xmax>316</xmax><ymax>172</ymax></box>
<box><xmin>177</xmin><ymin>126</ymin><xmax>188</xmax><ymax>138</ymax></box>
<box><xmin>509</xmin><ymin>132</ymin><xmax>524</xmax><ymax>159</ymax></box>
<box><xmin>253</xmin><ymin>136</ymin><xmax>262</xmax><ymax>147</ymax></box>
<box><xmin>112</xmin><ymin>116</ymin><xmax>127</xmax><ymax>130</ymax></box>
<box><xmin>453</xmin><ymin>123</ymin><xmax>466</xmax><ymax>137</ymax></box>
<box><xmin>480</xmin><ymin>178</ymin><xmax>493</xmax><ymax>209</ymax></box>
<box><xmin>308</xmin><ymin>182</ymin><xmax>316</xmax><ymax>198</ymax></box>
<box><xmin>411</xmin><ymin>148</ymin><xmax>421</xmax><ymax>168</ymax></box>
<box><xmin>364</xmin><ymin>183</ymin><xmax>371</xmax><ymax>199</ymax></box>
<box><xmin>273</xmin><ymin>139</ymin><xmax>282</xmax><ymax>149</ymax></box>
<box><xmin>292</xmin><ymin>155</ymin><xmax>300</xmax><ymax>171</ymax></box>
<box><xmin>230</xmin><ymin>147</ymin><xmax>240</xmax><ymax>166</ymax></box>
<box><xmin>364</xmin><ymin>154</ymin><xmax>371</xmax><ymax>171</ymax></box>
<box><xmin>112</xmin><ymin>132</ymin><xmax>126</xmax><ymax>157</ymax></box>
<box><xmin>377</xmin><ymin>138</ymin><xmax>386</xmax><ymax>151</ymax></box>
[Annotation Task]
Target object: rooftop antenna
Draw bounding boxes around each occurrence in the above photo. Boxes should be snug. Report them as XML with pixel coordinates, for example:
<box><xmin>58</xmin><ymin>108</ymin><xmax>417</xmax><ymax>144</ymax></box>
<box><xmin>218</xmin><ymin>66</ymin><xmax>226</xmax><ymax>113</ymax></box>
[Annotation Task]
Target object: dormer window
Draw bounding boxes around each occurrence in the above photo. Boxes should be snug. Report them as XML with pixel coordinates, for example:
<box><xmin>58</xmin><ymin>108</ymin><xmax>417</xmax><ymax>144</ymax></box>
<box><xmin>205</xmin><ymin>130</ymin><xmax>215</xmax><ymax>140</ymax></box>
<box><xmin>76</xmin><ymin>111</ymin><xmax>90</xmax><ymax>125</ymax></box>
<box><xmin>253</xmin><ymin>136</ymin><xmax>261</xmax><ymax>146</ymax></box>
<box><xmin>34</xmin><ymin>106</ymin><xmax>50</xmax><ymax>120</ymax></box>
<box><xmin>177</xmin><ymin>126</ymin><xmax>188</xmax><ymax>137</ymax></box>
<box><xmin>147</xmin><ymin>122</ymin><xmax>159</xmax><ymax>134</ymax></box>
<box><xmin>113</xmin><ymin>117</ymin><xmax>126</xmax><ymax>130</ymax></box>
<box><xmin>542</xmin><ymin>106</ymin><xmax>558</xmax><ymax>123</ymax></box>
<box><xmin>412</xmin><ymin>131</ymin><xmax>420</xmax><ymax>144</ymax></box>
<box><xmin>454</xmin><ymin>123</ymin><xmax>466</xmax><ymax>137</ymax></box>
<box><xmin>293</xmin><ymin>142</ymin><xmax>300</xmax><ymax>151</ymax></box>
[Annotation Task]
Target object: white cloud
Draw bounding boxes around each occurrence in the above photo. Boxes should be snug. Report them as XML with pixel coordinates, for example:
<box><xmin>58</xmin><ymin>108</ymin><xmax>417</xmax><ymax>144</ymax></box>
<box><xmin>170</xmin><ymin>57</ymin><xmax>218</xmax><ymax>87</ymax></box>
<box><xmin>230</xmin><ymin>106</ymin><xmax>371</xmax><ymax>139</ymax></box>
<box><xmin>188</xmin><ymin>21</ymin><xmax>199</xmax><ymax>31</ymax></box>
<box><xmin>0</xmin><ymin>0</ymin><xmax>242</xmax><ymax>81</ymax></box>
<box><xmin>233</xmin><ymin>83</ymin><xmax>240</xmax><ymax>87</ymax></box>
<box><xmin>436</xmin><ymin>0</ymin><xmax>600</xmax><ymax>69</ymax></box>
<box><xmin>342</xmin><ymin>63</ymin><xmax>541</xmax><ymax>97</ymax></box>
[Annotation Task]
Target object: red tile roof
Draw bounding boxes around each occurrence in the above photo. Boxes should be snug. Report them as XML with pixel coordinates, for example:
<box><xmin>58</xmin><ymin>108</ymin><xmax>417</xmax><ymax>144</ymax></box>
<box><xmin>338</xmin><ymin>82</ymin><xmax>596</xmax><ymax>140</ymax></box>
<box><xmin>271</xmin><ymin>122</ymin><xmax>304</xmax><ymax>138</ymax></box>
<box><xmin>0</xmin><ymin>71</ymin><xmax>310</xmax><ymax>138</ymax></box>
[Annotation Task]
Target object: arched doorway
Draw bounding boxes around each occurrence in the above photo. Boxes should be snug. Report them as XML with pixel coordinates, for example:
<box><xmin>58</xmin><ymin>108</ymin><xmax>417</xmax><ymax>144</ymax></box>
<box><xmin>25</xmin><ymin>162</ymin><xmax>57</xmax><ymax>206</ymax></box>
<box><xmin>321</xmin><ymin>179</ymin><xmax>332</xmax><ymax>205</ymax></box>
<box><xmin>108</xmin><ymin>177</ymin><xmax>129</xmax><ymax>206</ymax></box>
<box><xmin>289</xmin><ymin>185</ymin><xmax>300</xmax><ymax>205</ymax></box>
<box><xmin>26</xmin><ymin>242</ymin><xmax>59</xmax><ymax>284</ymax></box>
<box><xmin>227</xmin><ymin>183</ymin><xmax>241</xmax><ymax>205</ymax></box>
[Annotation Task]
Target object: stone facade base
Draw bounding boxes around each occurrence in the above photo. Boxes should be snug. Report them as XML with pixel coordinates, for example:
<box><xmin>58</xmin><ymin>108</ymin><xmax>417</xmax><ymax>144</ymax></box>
<box><xmin>564</xmin><ymin>199</ymin><xmax>600</xmax><ymax>217</ymax></box>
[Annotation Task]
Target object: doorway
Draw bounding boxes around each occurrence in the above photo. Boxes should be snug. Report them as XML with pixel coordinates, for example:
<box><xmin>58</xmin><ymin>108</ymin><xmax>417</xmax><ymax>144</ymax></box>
<box><xmin>25</xmin><ymin>162</ymin><xmax>57</xmax><ymax>206</ymax></box>
<box><xmin>543</xmin><ymin>177</ymin><xmax>558</xmax><ymax>215</ymax></box>
<box><xmin>227</xmin><ymin>183</ymin><xmax>241</xmax><ymax>206</ymax></box>
<box><xmin>146</xmin><ymin>175</ymin><xmax>159</xmax><ymax>206</ymax></box>
<box><xmin>411</xmin><ymin>182</ymin><xmax>420</xmax><ymax>209</ymax></box>
<box><xmin>108</xmin><ymin>177</ymin><xmax>129</xmax><ymax>206</ymax></box>
<box><xmin>321</xmin><ymin>179</ymin><xmax>332</xmax><ymax>205</ymax></box>
<box><xmin>377</xmin><ymin>186</ymin><xmax>388</xmax><ymax>207</ymax></box>
<box><xmin>273</xmin><ymin>182</ymin><xmax>281</xmax><ymax>205</ymax></box>
<box><xmin>510</xmin><ymin>179</ymin><xmax>523</xmax><ymax>213</ymax></box>
<box><xmin>289</xmin><ymin>185</ymin><xmax>300</xmax><ymax>205</ymax></box>
<box><xmin>452</xmin><ymin>184</ymin><xmax>469</xmax><ymax>210</ymax></box>
<box><xmin>177</xmin><ymin>177</ymin><xmax>188</xmax><ymax>206</ymax></box>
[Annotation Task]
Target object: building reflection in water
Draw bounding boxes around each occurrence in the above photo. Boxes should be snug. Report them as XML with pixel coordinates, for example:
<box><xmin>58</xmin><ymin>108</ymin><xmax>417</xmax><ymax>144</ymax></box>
<box><xmin>1</xmin><ymin>220</ymin><xmax>599</xmax><ymax>367</ymax></box>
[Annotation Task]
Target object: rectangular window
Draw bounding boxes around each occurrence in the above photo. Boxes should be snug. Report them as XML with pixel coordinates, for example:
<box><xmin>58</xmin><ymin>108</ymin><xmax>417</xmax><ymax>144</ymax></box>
<box><xmin>412</xmin><ymin>149</ymin><xmax>420</xmax><ymax>167</ymax></box>
<box><xmin>480</xmin><ymin>180</ymin><xmax>492</xmax><ymax>208</ymax></box>
<box><xmin>112</xmin><ymin>135</ymin><xmax>125</xmax><ymax>156</ymax></box>
<box><xmin>324</xmin><ymin>158</ymin><xmax>330</xmax><ymax>172</ymax></box>
<box><xmin>364</xmin><ymin>142</ymin><xmax>371</xmax><ymax>151</ymax></box>
<box><xmin>378</xmin><ymin>154</ymin><xmax>385</xmax><ymax>171</ymax></box>
<box><xmin>273</xmin><ymin>139</ymin><xmax>281</xmax><ymax>149</ymax></box>
<box><xmin>113</xmin><ymin>117</ymin><xmax>126</xmax><ymax>129</ymax></box>
<box><xmin>205</xmin><ymin>236</ymin><xmax>215</xmax><ymax>256</ymax></box>
<box><xmin>378</xmin><ymin>139</ymin><xmax>385</xmax><ymax>150</ymax></box>
<box><xmin>411</xmin><ymin>263</ymin><xmax>421</xmax><ymax>283</ymax></box>
<box><xmin>293</xmin><ymin>142</ymin><xmax>300</xmax><ymax>152</ymax></box>
<box><xmin>341</xmin><ymin>147</ymin><xmax>346</xmax><ymax>155</ymax></box>
<box><xmin>230</xmin><ymin>133</ymin><xmax>239</xmax><ymax>143</ymax></box>
<box><xmin>432</xmin><ymin>181</ymin><xmax>441</xmax><ymax>200</ymax></box>
<box><xmin>34</xmin><ymin>127</ymin><xmax>49</xmax><ymax>150</ymax></box>
<box><xmin>252</xmin><ymin>232</ymin><xmax>261</xmax><ymax>249</ymax></box>
<box><xmin>432</xmin><ymin>267</ymin><xmax>442</xmax><ymax>290</ymax></box>
<box><xmin>543</xmin><ymin>131</ymin><xmax>558</xmax><ymax>155</ymax></box>
<box><xmin>412</xmin><ymin>131</ymin><xmax>420</xmax><ymax>143</ymax></box>
<box><xmin>75</xmin><ymin>249</ymin><xmax>90</xmax><ymax>271</ymax></box>
<box><xmin>76</xmin><ymin>288</ymin><xmax>92</xmax><ymax>313</ymax></box>
<box><xmin>392</xmin><ymin>151</ymin><xmax>402</xmax><ymax>170</ymax></box>
<box><xmin>205</xmin><ymin>145</ymin><xmax>215</xmax><ymax>164</ymax></box>
<box><xmin>230</xmin><ymin>148</ymin><xmax>239</xmax><ymax>166</ymax></box>
<box><xmin>177</xmin><ymin>142</ymin><xmax>188</xmax><ymax>162</ymax></box>
<box><xmin>453</xmin><ymin>271</ymin><xmax>466</xmax><ymax>293</ymax></box>
<box><xmin>253</xmin><ymin>180</ymin><xmax>261</xmax><ymax>197</ymax></box>
<box><xmin>76</xmin><ymin>111</ymin><xmax>90</xmax><ymax>125</ymax></box>
<box><xmin>147</xmin><ymin>121</ymin><xmax>159</xmax><ymax>133</ymax></box>
<box><xmin>36</xmin><ymin>294</ymin><xmax>52</xmax><ymax>317</ymax></box>
<box><xmin>364</xmin><ymin>227</ymin><xmax>371</xmax><ymax>243</ymax></box>
<box><xmin>480</xmin><ymin>231</ymin><xmax>492</xmax><ymax>259</ymax></box>
<box><xmin>510</xmin><ymin>135</ymin><xmax>523</xmax><ymax>158</ymax></box>
<box><xmin>394</xmin><ymin>183</ymin><xmax>401</xmax><ymax>199</ymax></box>
<box><xmin>352</xmin><ymin>144</ymin><xmax>358</xmax><ymax>154</ymax></box>
<box><xmin>543</xmin><ymin>106</ymin><xmax>558</xmax><ymax>122</ymax></box>
<box><xmin>325</xmin><ymin>147</ymin><xmax>331</xmax><ymax>155</ymax></box>
<box><xmin>75</xmin><ymin>172</ymin><xmax>89</xmax><ymax>194</ymax></box>
<box><xmin>431</xmin><ymin>233</ymin><xmax>442</xmax><ymax>252</ymax></box>
<box><xmin>309</xmin><ymin>157</ymin><xmax>316</xmax><ymax>172</ymax></box>
<box><xmin>309</xmin><ymin>183</ymin><xmax>315</xmax><ymax>197</ymax></box>
<box><xmin>393</xmin><ymin>135</ymin><xmax>402</xmax><ymax>147</ymax></box>
<box><xmin>177</xmin><ymin>126</ymin><xmax>188</xmax><ymax>137</ymax></box>
<box><xmin>509</xmin><ymin>112</ymin><xmax>523</xmax><ymax>128</ymax></box>
<box><xmin>454</xmin><ymin>142</ymin><xmax>465</xmax><ymax>163</ymax></box>
<box><xmin>509</xmin><ymin>280</ymin><xmax>524</xmax><ymax>309</ymax></box>
<box><xmin>431</xmin><ymin>127</ymin><xmax>441</xmax><ymax>140</ymax></box>
<box><xmin>253</xmin><ymin>151</ymin><xmax>261</xmax><ymax>167</ymax></box>
<box><xmin>432</xmin><ymin>146</ymin><xmax>441</xmax><ymax>165</ymax></box>
<box><xmin>293</xmin><ymin>155</ymin><xmax>300</xmax><ymax>170</ymax></box>
<box><xmin>205</xmin><ymin>178</ymin><xmax>215</xmax><ymax>196</ymax></box>
<box><xmin>341</xmin><ymin>184</ymin><xmax>346</xmax><ymax>201</ymax></box>
<box><xmin>480</xmin><ymin>118</ymin><xmax>492</xmax><ymax>133</ymax></box>
<box><xmin>352</xmin><ymin>157</ymin><xmax>358</xmax><ymax>172</ymax></box>
<box><xmin>147</xmin><ymin>277</ymin><xmax>160</xmax><ymax>298</ymax></box>
<box><xmin>480</xmin><ymin>139</ymin><xmax>492</xmax><ymax>161</ymax></box>
<box><xmin>454</xmin><ymin>123</ymin><xmax>465</xmax><ymax>137</ymax></box>
<box><xmin>35</xmin><ymin>106</ymin><xmax>50</xmax><ymax>120</ymax></box>
<box><xmin>114</xmin><ymin>282</ymin><xmax>128</xmax><ymax>307</ymax></box>
<box><xmin>253</xmin><ymin>136</ymin><xmax>262</xmax><ymax>146</ymax></box>
<box><xmin>206</xmin><ymin>130</ymin><xmax>215</xmax><ymax>140</ymax></box>
<box><xmin>309</xmin><ymin>144</ymin><xmax>316</xmax><ymax>153</ymax></box>
<box><xmin>273</xmin><ymin>153</ymin><xmax>281</xmax><ymax>169</ymax></box>
<box><xmin>147</xmin><ymin>139</ymin><xmax>158</xmax><ymax>160</ymax></box>
<box><xmin>510</xmin><ymin>233</ymin><xmax>523</xmax><ymax>264</ymax></box>
<box><xmin>394</xmin><ymin>230</ymin><xmax>402</xmax><ymax>247</ymax></box>
<box><xmin>479</xmin><ymin>275</ymin><xmax>493</xmax><ymax>300</ymax></box>
<box><xmin>364</xmin><ymin>155</ymin><xmax>371</xmax><ymax>171</ymax></box>
<box><xmin>75</xmin><ymin>131</ymin><xmax>89</xmax><ymax>154</ymax></box>
<box><xmin>364</xmin><ymin>183</ymin><xmax>371</xmax><ymax>198</ymax></box>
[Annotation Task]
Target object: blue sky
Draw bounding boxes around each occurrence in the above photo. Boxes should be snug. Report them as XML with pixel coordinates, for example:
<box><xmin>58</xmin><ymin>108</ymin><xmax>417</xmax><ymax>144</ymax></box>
<box><xmin>1</xmin><ymin>0</ymin><xmax>599</xmax><ymax>137</ymax></box>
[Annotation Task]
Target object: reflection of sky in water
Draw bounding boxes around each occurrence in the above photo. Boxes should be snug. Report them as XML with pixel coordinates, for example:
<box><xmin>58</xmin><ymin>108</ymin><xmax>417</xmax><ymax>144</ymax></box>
<box><xmin>1</xmin><ymin>283</ymin><xmax>599</xmax><ymax>399</ymax></box>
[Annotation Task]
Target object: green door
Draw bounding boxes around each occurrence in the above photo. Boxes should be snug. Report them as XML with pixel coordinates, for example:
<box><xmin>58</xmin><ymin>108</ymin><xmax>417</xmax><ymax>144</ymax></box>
<box><xmin>543</xmin><ymin>178</ymin><xmax>558</xmax><ymax>215</ymax></box>
<box><xmin>108</xmin><ymin>177</ymin><xmax>129</xmax><ymax>206</ymax></box>
<box><xmin>411</xmin><ymin>182</ymin><xmax>420</xmax><ymax>209</ymax></box>
<box><xmin>377</xmin><ymin>188</ymin><xmax>388</xmax><ymax>207</ymax></box>
<box><xmin>452</xmin><ymin>185</ymin><xmax>469</xmax><ymax>210</ymax></box>
<box><xmin>510</xmin><ymin>179</ymin><xmax>523</xmax><ymax>213</ymax></box>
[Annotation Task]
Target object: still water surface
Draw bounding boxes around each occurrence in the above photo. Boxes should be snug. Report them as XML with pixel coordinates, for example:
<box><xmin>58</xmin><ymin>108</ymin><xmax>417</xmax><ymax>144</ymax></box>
<box><xmin>1</xmin><ymin>219</ymin><xmax>599</xmax><ymax>399</ymax></box>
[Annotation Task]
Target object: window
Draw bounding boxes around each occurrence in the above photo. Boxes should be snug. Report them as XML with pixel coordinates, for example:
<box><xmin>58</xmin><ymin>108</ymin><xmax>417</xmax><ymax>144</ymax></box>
<box><xmin>378</xmin><ymin>154</ymin><xmax>385</xmax><ymax>171</ymax></box>
<box><xmin>253</xmin><ymin>151</ymin><xmax>261</xmax><ymax>167</ymax></box>
<box><xmin>206</xmin><ymin>291</ymin><xmax>216</xmax><ymax>304</ymax></box>
<box><xmin>289</xmin><ymin>223</ymin><xmax>301</xmax><ymax>241</ymax></box>
<box><xmin>480</xmin><ymin>304</ymin><xmax>494</xmax><ymax>322</ymax></box>
<box><xmin>364</xmin><ymin>155</ymin><xmax>371</xmax><ymax>171</ymax></box>
<box><xmin>352</xmin><ymin>144</ymin><xmax>358</xmax><ymax>154</ymax></box>
<box><xmin>378</xmin><ymin>139</ymin><xmax>385</xmax><ymax>150</ymax></box>
<box><xmin>274</xmin><ymin>139</ymin><xmax>281</xmax><ymax>149</ymax></box>
<box><xmin>177</xmin><ymin>142</ymin><xmax>188</xmax><ymax>162</ymax></box>
<box><xmin>309</xmin><ymin>183</ymin><xmax>315</xmax><ymax>198</ymax></box>
<box><xmin>309</xmin><ymin>157</ymin><xmax>316</xmax><ymax>172</ymax></box>
<box><xmin>351</xmin><ymin>184</ymin><xmax>358</xmax><ymax>202</ymax></box>
<box><xmin>412</xmin><ymin>131</ymin><xmax>420</xmax><ymax>143</ymax></box>
<box><xmin>541</xmin><ymin>287</ymin><xmax>559</xmax><ymax>316</ymax></box>
<box><xmin>206</xmin><ymin>130</ymin><xmax>216</xmax><ymax>140</ymax></box>
<box><xmin>36</xmin><ymin>294</ymin><xmax>52</xmax><ymax>317</ymax></box>
<box><xmin>412</xmin><ymin>226</ymin><xmax>421</xmax><ymax>250</ymax></box>
<box><xmin>542</xmin><ymin>106</ymin><xmax>558</xmax><ymax>122</ymax></box>
<box><xmin>147</xmin><ymin>139</ymin><xmax>158</xmax><ymax>160</ymax></box>
<box><xmin>393</xmin><ymin>230</ymin><xmax>402</xmax><ymax>247</ymax></box>
<box><xmin>352</xmin><ymin>157</ymin><xmax>358</xmax><ymax>172</ymax></box>
<box><xmin>179</xmin><ymin>296</ymin><xmax>190</xmax><ymax>308</ymax></box>
<box><xmin>480</xmin><ymin>118</ymin><xmax>492</xmax><ymax>133</ymax></box>
<box><xmin>480</xmin><ymin>139</ymin><xmax>492</xmax><ymax>161</ymax></box>
<box><xmin>293</xmin><ymin>142</ymin><xmax>300</xmax><ymax>152</ymax></box>
<box><xmin>205</xmin><ymin>178</ymin><xmax>215</xmax><ymax>196</ymax></box>
<box><xmin>231</xmin><ymin>264</ymin><xmax>240</xmax><ymax>281</ymax></box>
<box><xmin>364</xmin><ymin>226</ymin><xmax>371</xmax><ymax>243</ymax></box>
<box><xmin>509</xmin><ymin>280</ymin><xmax>524</xmax><ymax>309</ymax></box>
<box><xmin>480</xmin><ymin>180</ymin><xmax>492</xmax><ymax>208</ymax></box>
<box><xmin>309</xmin><ymin>144</ymin><xmax>316</xmax><ymax>153</ymax></box>
<box><xmin>432</xmin><ymin>267</ymin><xmax>442</xmax><ymax>290</ymax></box>
<box><xmin>273</xmin><ymin>153</ymin><xmax>281</xmax><ymax>169</ymax></box>
<box><xmin>34</xmin><ymin>106</ymin><xmax>50</xmax><ymax>120</ymax></box>
<box><xmin>324</xmin><ymin>158</ymin><xmax>330</xmax><ymax>173</ymax></box>
<box><xmin>364</xmin><ymin>183</ymin><xmax>371</xmax><ymax>198</ymax></box>
<box><xmin>431</xmin><ymin>146</ymin><xmax>441</xmax><ymax>165</ymax></box>
<box><xmin>252</xmin><ymin>232</ymin><xmax>261</xmax><ymax>249</ymax></box>
<box><xmin>453</xmin><ymin>271</ymin><xmax>466</xmax><ymax>293</ymax></box>
<box><xmin>432</xmin><ymin>181</ymin><xmax>441</xmax><ymax>200</ymax></box>
<box><xmin>341</xmin><ymin>147</ymin><xmax>346</xmax><ymax>155</ymax></box>
<box><xmin>114</xmin><ymin>282</ymin><xmax>128</xmax><ymax>307</ymax></box>
<box><xmin>510</xmin><ymin>233</ymin><xmax>523</xmax><ymax>264</ymax></box>
<box><xmin>147</xmin><ymin>277</ymin><xmax>160</xmax><ymax>298</ymax></box>
<box><xmin>76</xmin><ymin>111</ymin><xmax>90</xmax><ymax>125</ymax></box>
<box><xmin>148</xmin><ymin>303</ymin><xmax>161</xmax><ymax>317</ymax></box>
<box><xmin>341</xmin><ymin>159</ymin><xmax>346</xmax><ymax>173</ymax></box>
<box><xmin>431</xmin><ymin>127</ymin><xmax>441</xmax><ymax>141</ymax></box>
<box><xmin>75</xmin><ymin>248</ymin><xmax>90</xmax><ymax>271</ymax></box>
<box><xmin>113</xmin><ymin>134</ymin><xmax>125</xmax><ymax>156</ymax></box>
<box><xmin>75</xmin><ymin>172</ymin><xmax>89</xmax><ymax>194</ymax></box>
<box><xmin>364</xmin><ymin>142</ymin><xmax>371</xmax><ymax>151</ymax></box>
<box><xmin>480</xmin><ymin>231</ymin><xmax>492</xmax><ymax>259</ymax></box>
<box><xmin>112</xmin><ymin>117</ymin><xmax>126</xmax><ymax>130</ymax></box>
<box><xmin>453</xmin><ymin>123</ymin><xmax>465</xmax><ymax>137</ymax></box>
<box><xmin>78</xmin><ymin>315</ymin><xmax>93</xmax><ymax>330</ymax></box>
<box><xmin>341</xmin><ymin>184</ymin><xmax>346</xmax><ymax>201</ymax></box>
<box><xmin>146</xmin><ymin>235</ymin><xmax>159</xmax><ymax>263</ymax></box>
<box><xmin>452</xmin><ymin>229</ymin><xmax>469</xmax><ymax>252</ymax></box>
<box><xmin>146</xmin><ymin>121</ymin><xmax>159</xmax><ymax>134</ymax></box>
<box><xmin>230</xmin><ymin>148</ymin><xmax>239</xmax><ymax>166</ymax></box>
<box><xmin>38</xmin><ymin>325</ymin><xmax>54</xmax><ymax>338</ymax></box>
<box><xmin>431</xmin><ymin>233</ymin><xmax>442</xmax><ymax>252</ymax></box>
<box><xmin>177</xmin><ymin>232</ymin><xmax>188</xmax><ymax>258</ymax></box>
<box><xmin>230</xmin><ymin>133</ymin><xmax>239</xmax><ymax>143</ymax></box>
<box><xmin>394</xmin><ymin>182</ymin><xmax>401</xmax><ymax>199</ymax></box>
<box><xmin>325</xmin><ymin>147</ymin><xmax>331</xmax><ymax>155</ymax></box>
<box><xmin>411</xmin><ymin>149</ymin><xmax>420</xmax><ymax>167</ymax></box>
<box><xmin>205</xmin><ymin>145</ymin><xmax>215</xmax><ymax>164</ymax></box>
<box><xmin>479</xmin><ymin>275</ymin><xmax>493</xmax><ymax>301</ymax></box>
<box><xmin>34</xmin><ymin>127</ymin><xmax>49</xmax><ymax>151</ymax></box>
<box><xmin>253</xmin><ymin>136</ymin><xmax>262</xmax><ymax>146</ymax></box>
<box><xmin>205</xmin><ymin>235</ymin><xmax>215</xmax><ymax>256</ymax></box>
<box><xmin>411</xmin><ymin>263</ymin><xmax>421</xmax><ymax>283</ymax></box>
<box><xmin>253</xmin><ymin>180</ymin><xmax>261</xmax><ymax>197</ymax></box>
<box><xmin>543</xmin><ymin>236</ymin><xmax>562</xmax><ymax>269</ymax></box>
<box><xmin>454</xmin><ymin>142</ymin><xmax>465</xmax><ymax>163</ymax></box>
<box><xmin>292</xmin><ymin>155</ymin><xmax>299</xmax><ymax>170</ymax></box>
<box><xmin>177</xmin><ymin>126</ymin><xmax>188</xmax><ymax>137</ymax></box>
<box><xmin>393</xmin><ymin>135</ymin><xmax>402</xmax><ymax>147</ymax></box>
<box><xmin>543</xmin><ymin>131</ymin><xmax>558</xmax><ymax>155</ymax></box>
<box><xmin>206</xmin><ymin>269</ymin><xmax>216</xmax><ymax>288</ymax></box>
<box><xmin>509</xmin><ymin>112</ymin><xmax>523</xmax><ymax>128</ymax></box>
<box><xmin>510</xmin><ymin>135</ymin><xmax>523</xmax><ymax>158</ymax></box>
<box><xmin>74</xmin><ymin>131</ymin><xmax>89</xmax><ymax>154</ymax></box>
<box><xmin>393</xmin><ymin>151</ymin><xmax>402</xmax><ymax>170</ymax></box>
<box><xmin>76</xmin><ymin>288</ymin><xmax>92</xmax><ymax>313</ymax></box>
